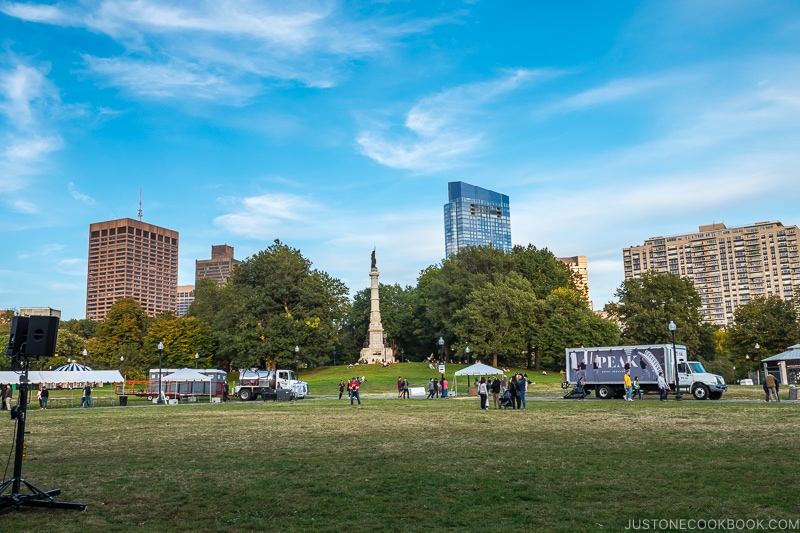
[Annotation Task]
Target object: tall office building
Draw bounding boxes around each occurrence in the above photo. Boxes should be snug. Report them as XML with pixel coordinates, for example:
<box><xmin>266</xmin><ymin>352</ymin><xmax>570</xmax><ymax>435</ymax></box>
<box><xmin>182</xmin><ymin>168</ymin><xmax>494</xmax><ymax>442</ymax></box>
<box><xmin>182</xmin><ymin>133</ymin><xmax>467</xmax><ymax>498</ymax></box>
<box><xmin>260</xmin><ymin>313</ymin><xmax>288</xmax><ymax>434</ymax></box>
<box><xmin>444</xmin><ymin>181</ymin><xmax>511</xmax><ymax>258</ymax></box>
<box><xmin>195</xmin><ymin>245</ymin><xmax>240</xmax><ymax>286</ymax></box>
<box><xmin>623</xmin><ymin>221</ymin><xmax>800</xmax><ymax>325</ymax></box>
<box><xmin>86</xmin><ymin>218</ymin><xmax>179</xmax><ymax>321</ymax></box>
<box><xmin>176</xmin><ymin>285</ymin><xmax>195</xmax><ymax>317</ymax></box>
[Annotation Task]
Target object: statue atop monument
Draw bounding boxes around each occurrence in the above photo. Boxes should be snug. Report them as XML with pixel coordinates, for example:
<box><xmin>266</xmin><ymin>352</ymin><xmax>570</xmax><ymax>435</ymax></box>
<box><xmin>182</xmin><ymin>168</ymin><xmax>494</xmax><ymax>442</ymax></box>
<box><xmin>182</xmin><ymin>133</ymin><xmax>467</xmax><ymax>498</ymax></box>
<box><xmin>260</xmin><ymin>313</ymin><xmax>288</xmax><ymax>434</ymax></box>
<box><xmin>371</xmin><ymin>248</ymin><xmax>376</xmax><ymax>269</ymax></box>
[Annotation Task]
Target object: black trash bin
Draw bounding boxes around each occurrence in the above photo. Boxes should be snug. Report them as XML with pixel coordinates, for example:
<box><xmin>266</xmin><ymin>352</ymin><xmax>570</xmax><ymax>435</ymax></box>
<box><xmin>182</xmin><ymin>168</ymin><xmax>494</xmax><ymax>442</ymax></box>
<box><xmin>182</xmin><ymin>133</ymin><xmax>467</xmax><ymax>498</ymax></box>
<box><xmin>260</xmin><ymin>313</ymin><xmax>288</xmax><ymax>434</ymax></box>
<box><xmin>119</xmin><ymin>395</ymin><xmax>128</xmax><ymax>406</ymax></box>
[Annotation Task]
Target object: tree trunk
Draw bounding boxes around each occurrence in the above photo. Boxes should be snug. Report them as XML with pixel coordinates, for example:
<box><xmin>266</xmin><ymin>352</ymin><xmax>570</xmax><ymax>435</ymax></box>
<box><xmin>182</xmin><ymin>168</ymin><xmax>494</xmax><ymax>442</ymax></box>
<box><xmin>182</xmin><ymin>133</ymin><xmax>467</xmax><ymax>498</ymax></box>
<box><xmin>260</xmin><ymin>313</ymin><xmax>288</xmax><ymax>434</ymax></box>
<box><xmin>493</xmin><ymin>352</ymin><xmax>498</xmax><ymax>368</ymax></box>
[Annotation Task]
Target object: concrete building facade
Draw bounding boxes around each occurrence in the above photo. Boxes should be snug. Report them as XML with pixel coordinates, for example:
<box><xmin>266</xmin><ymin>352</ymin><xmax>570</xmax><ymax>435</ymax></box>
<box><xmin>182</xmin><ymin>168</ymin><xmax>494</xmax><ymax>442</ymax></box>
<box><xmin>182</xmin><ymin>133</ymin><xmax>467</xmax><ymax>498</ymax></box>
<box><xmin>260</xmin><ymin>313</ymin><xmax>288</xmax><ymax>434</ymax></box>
<box><xmin>176</xmin><ymin>285</ymin><xmax>195</xmax><ymax>317</ymax></box>
<box><xmin>444</xmin><ymin>181</ymin><xmax>511</xmax><ymax>258</ymax></box>
<box><xmin>557</xmin><ymin>255</ymin><xmax>591</xmax><ymax>307</ymax></box>
<box><xmin>195</xmin><ymin>245</ymin><xmax>240</xmax><ymax>286</ymax></box>
<box><xmin>86</xmin><ymin>218</ymin><xmax>179</xmax><ymax>321</ymax></box>
<box><xmin>623</xmin><ymin>221</ymin><xmax>800</xmax><ymax>325</ymax></box>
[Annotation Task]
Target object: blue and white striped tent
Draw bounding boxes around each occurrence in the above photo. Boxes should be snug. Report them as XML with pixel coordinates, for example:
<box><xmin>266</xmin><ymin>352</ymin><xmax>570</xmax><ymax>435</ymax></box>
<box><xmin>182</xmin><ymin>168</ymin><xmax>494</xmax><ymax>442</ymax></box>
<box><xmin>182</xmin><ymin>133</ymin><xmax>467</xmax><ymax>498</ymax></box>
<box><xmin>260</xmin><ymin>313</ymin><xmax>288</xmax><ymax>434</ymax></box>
<box><xmin>54</xmin><ymin>362</ymin><xmax>93</xmax><ymax>372</ymax></box>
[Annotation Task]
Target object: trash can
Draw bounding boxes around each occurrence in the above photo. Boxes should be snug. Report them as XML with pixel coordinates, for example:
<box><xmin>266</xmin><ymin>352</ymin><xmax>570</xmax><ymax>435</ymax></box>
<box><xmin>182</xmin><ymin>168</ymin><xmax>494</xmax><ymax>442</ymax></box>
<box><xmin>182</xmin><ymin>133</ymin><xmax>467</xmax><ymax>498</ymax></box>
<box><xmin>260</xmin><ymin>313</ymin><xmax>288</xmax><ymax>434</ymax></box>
<box><xmin>119</xmin><ymin>395</ymin><xmax>128</xmax><ymax>406</ymax></box>
<box><xmin>789</xmin><ymin>387</ymin><xmax>799</xmax><ymax>401</ymax></box>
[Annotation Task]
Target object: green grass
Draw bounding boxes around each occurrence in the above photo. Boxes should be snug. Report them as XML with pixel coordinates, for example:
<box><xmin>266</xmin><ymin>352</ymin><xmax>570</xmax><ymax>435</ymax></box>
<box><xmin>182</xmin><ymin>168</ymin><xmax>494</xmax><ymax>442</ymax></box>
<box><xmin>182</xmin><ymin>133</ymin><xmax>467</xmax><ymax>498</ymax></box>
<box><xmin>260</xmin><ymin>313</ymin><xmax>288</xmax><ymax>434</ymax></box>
<box><xmin>0</xmin><ymin>394</ymin><xmax>797</xmax><ymax>532</ymax></box>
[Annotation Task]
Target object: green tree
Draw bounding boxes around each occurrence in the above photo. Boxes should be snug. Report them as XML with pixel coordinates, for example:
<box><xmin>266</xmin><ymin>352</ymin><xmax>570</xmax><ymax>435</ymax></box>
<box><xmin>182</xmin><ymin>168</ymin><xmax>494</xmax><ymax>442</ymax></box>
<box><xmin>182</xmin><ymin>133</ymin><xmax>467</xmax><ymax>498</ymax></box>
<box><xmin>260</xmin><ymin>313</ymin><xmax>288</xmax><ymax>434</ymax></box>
<box><xmin>534</xmin><ymin>288</ymin><xmax>621</xmax><ymax>370</ymax></box>
<box><xmin>207</xmin><ymin>240</ymin><xmax>349</xmax><ymax>371</ymax></box>
<box><xmin>61</xmin><ymin>318</ymin><xmax>99</xmax><ymax>340</ymax></box>
<box><xmin>511</xmin><ymin>244</ymin><xmax>576</xmax><ymax>299</ymax></box>
<box><xmin>605</xmin><ymin>271</ymin><xmax>713</xmax><ymax>358</ymax></box>
<box><xmin>453</xmin><ymin>273</ymin><xmax>538</xmax><ymax>368</ymax></box>
<box><xmin>726</xmin><ymin>296</ymin><xmax>799</xmax><ymax>374</ymax></box>
<box><xmin>90</xmin><ymin>298</ymin><xmax>148</xmax><ymax>371</ymax></box>
<box><xmin>146</xmin><ymin>314</ymin><xmax>216</xmax><ymax>370</ymax></box>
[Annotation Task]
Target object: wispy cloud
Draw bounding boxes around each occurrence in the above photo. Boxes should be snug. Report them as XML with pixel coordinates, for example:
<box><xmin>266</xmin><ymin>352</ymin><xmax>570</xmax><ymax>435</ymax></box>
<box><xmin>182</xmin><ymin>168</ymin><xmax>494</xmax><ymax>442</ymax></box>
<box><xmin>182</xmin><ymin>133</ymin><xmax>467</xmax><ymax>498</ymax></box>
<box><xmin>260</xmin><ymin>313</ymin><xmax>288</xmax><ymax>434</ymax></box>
<box><xmin>1</xmin><ymin>0</ymin><xmax>445</xmax><ymax>99</ymax></box>
<box><xmin>0</xmin><ymin>58</ymin><xmax>63</xmax><ymax>205</ymax></box>
<box><xmin>358</xmin><ymin>69</ymin><xmax>553</xmax><ymax>173</ymax></box>
<box><xmin>68</xmin><ymin>182</ymin><xmax>96</xmax><ymax>205</ymax></box>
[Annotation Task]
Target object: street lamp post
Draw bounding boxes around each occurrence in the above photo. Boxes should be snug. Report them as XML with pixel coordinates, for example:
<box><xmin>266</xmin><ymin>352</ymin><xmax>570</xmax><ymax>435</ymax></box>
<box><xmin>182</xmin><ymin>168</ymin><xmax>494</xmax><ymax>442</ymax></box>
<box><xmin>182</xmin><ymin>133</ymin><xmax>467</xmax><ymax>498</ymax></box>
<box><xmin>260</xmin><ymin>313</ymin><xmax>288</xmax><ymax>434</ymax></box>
<box><xmin>195</xmin><ymin>352</ymin><xmax>199</xmax><ymax>369</ymax></box>
<box><xmin>333</xmin><ymin>349</ymin><xmax>336</xmax><ymax>367</ymax></box>
<box><xmin>120</xmin><ymin>356</ymin><xmax>125</xmax><ymax>394</ymax></box>
<box><xmin>755</xmin><ymin>342</ymin><xmax>761</xmax><ymax>385</ymax></box>
<box><xmin>438</xmin><ymin>337</ymin><xmax>444</xmax><ymax>363</ymax></box>
<box><xmin>465</xmin><ymin>346</ymin><xmax>471</xmax><ymax>365</ymax></box>
<box><xmin>82</xmin><ymin>349</ymin><xmax>88</xmax><ymax>368</ymax></box>
<box><xmin>157</xmin><ymin>341</ymin><xmax>165</xmax><ymax>405</ymax></box>
<box><xmin>668</xmin><ymin>321</ymin><xmax>682</xmax><ymax>401</ymax></box>
<box><xmin>401</xmin><ymin>348</ymin><xmax>404</xmax><ymax>363</ymax></box>
<box><xmin>294</xmin><ymin>345</ymin><xmax>300</xmax><ymax>378</ymax></box>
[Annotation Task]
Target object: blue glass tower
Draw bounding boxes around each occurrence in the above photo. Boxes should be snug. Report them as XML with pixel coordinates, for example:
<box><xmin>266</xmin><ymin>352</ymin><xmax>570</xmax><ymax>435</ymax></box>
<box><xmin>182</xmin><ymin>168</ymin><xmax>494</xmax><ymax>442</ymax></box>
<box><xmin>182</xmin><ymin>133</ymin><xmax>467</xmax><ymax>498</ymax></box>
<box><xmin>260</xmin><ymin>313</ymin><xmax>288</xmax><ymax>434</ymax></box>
<box><xmin>444</xmin><ymin>181</ymin><xmax>511</xmax><ymax>258</ymax></box>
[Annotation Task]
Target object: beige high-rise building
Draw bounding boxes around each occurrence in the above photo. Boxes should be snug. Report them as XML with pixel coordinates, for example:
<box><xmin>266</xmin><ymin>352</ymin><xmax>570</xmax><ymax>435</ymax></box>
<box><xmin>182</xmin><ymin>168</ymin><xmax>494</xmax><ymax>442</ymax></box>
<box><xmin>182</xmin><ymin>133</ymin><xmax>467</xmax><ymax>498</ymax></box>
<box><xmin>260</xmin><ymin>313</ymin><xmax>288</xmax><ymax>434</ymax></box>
<box><xmin>176</xmin><ymin>285</ymin><xmax>195</xmax><ymax>317</ymax></box>
<box><xmin>86</xmin><ymin>218</ymin><xmax>179</xmax><ymax>321</ymax></box>
<box><xmin>557</xmin><ymin>255</ymin><xmax>591</xmax><ymax>307</ymax></box>
<box><xmin>195</xmin><ymin>245</ymin><xmax>240</xmax><ymax>286</ymax></box>
<box><xmin>623</xmin><ymin>221</ymin><xmax>800</xmax><ymax>325</ymax></box>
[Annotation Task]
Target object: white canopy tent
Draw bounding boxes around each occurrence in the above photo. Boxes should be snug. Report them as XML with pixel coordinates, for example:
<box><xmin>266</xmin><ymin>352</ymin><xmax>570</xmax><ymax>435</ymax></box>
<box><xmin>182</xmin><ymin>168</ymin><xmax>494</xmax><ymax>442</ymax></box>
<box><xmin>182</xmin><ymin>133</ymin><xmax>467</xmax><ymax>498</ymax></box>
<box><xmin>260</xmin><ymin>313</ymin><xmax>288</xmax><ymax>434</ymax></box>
<box><xmin>162</xmin><ymin>368</ymin><xmax>214</xmax><ymax>403</ymax></box>
<box><xmin>453</xmin><ymin>363</ymin><xmax>505</xmax><ymax>397</ymax></box>
<box><xmin>0</xmin><ymin>370</ymin><xmax>124</xmax><ymax>385</ymax></box>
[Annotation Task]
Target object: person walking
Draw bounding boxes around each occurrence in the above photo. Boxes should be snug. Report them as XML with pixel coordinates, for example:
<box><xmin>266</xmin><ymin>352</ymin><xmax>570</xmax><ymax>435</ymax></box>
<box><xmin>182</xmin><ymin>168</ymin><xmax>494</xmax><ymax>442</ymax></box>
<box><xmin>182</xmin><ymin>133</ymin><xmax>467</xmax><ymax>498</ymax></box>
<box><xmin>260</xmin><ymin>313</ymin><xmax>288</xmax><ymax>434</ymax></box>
<box><xmin>427</xmin><ymin>378</ymin><xmax>435</xmax><ymax>399</ymax></box>
<box><xmin>764</xmin><ymin>373</ymin><xmax>780</xmax><ymax>402</ymax></box>
<box><xmin>349</xmin><ymin>377</ymin><xmax>361</xmax><ymax>406</ymax></box>
<box><xmin>490</xmin><ymin>376</ymin><xmax>501</xmax><ymax>409</ymax></box>
<box><xmin>657</xmin><ymin>372</ymin><xmax>668</xmax><ymax>401</ymax></box>
<box><xmin>338</xmin><ymin>380</ymin><xmax>345</xmax><ymax>400</ymax></box>
<box><xmin>624</xmin><ymin>370</ymin><xmax>633</xmax><ymax>402</ymax></box>
<box><xmin>478</xmin><ymin>377</ymin><xmax>488</xmax><ymax>410</ymax></box>
<box><xmin>82</xmin><ymin>383</ymin><xmax>93</xmax><ymax>408</ymax></box>
<box><xmin>433</xmin><ymin>378</ymin><xmax>439</xmax><ymax>398</ymax></box>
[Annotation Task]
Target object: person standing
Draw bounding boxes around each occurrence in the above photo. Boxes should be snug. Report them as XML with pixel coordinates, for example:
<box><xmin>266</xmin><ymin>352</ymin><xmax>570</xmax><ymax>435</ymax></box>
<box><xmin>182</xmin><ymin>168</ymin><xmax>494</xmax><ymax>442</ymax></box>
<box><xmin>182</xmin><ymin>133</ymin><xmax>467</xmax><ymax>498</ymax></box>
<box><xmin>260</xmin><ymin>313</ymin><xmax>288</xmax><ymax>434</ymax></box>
<box><xmin>764</xmin><ymin>373</ymin><xmax>780</xmax><ymax>402</ymax></box>
<box><xmin>433</xmin><ymin>378</ymin><xmax>439</xmax><ymax>398</ymax></box>
<box><xmin>519</xmin><ymin>373</ymin><xmax>529</xmax><ymax>410</ymax></box>
<box><xmin>427</xmin><ymin>378</ymin><xmax>435</xmax><ymax>399</ymax></box>
<box><xmin>1</xmin><ymin>384</ymin><xmax>11</xmax><ymax>410</ymax></box>
<box><xmin>441</xmin><ymin>378</ymin><xmax>448</xmax><ymax>398</ymax></box>
<box><xmin>632</xmin><ymin>376</ymin><xmax>642</xmax><ymax>400</ymax></box>
<box><xmin>478</xmin><ymin>377</ymin><xmax>488</xmax><ymax>410</ymax></box>
<box><xmin>624</xmin><ymin>370</ymin><xmax>633</xmax><ymax>402</ymax></box>
<box><xmin>657</xmin><ymin>372</ymin><xmax>668</xmax><ymax>401</ymax></box>
<box><xmin>490</xmin><ymin>376</ymin><xmax>501</xmax><ymax>409</ymax></box>
<box><xmin>83</xmin><ymin>383</ymin><xmax>93</xmax><ymax>408</ymax></box>
<box><xmin>349</xmin><ymin>377</ymin><xmax>361</xmax><ymax>406</ymax></box>
<box><xmin>222</xmin><ymin>381</ymin><xmax>229</xmax><ymax>402</ymax></box>
<box><xmin>397</xmin><ymin>376</ymin><xmax>403</xmax><ymax>398</ymax></box>
<box><xmin>508</xmin><ymin>375</ymin><xmax>520</xmax><ymax>409</ymax></box>
<box><xmin>402</xmin><ymin>378</ymin><xmax>409</xmax><ymax>399</ymax></box>
<box><xmin>37</xmin><ymin>386</ymin><xmax>43</xmax><ymax>409</ymax></box>
<box><xmin>41</xmin><ymin>385</ymin><xmax>49</xmax><ymax>409</ymax></box>
<box><xmin>338</xmin><ymin>380</ymin><xmax>345</xmax><ymax>400</ymax></box>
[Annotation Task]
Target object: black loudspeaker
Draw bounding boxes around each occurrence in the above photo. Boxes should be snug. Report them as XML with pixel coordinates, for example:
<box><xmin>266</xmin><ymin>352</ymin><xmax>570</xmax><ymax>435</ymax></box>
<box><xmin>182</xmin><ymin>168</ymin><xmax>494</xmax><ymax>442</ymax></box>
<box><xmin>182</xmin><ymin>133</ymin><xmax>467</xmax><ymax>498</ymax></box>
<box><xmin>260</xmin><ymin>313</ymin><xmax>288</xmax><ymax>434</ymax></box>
<box><xmin>24</xmin><ymin>316</ymin><xmax>59</xmax><ymax>358</ymax></box>
<box><xmin>7</xmin><ymin>316</ymin><xmax>28</xmax><ymax>356</ymax></box>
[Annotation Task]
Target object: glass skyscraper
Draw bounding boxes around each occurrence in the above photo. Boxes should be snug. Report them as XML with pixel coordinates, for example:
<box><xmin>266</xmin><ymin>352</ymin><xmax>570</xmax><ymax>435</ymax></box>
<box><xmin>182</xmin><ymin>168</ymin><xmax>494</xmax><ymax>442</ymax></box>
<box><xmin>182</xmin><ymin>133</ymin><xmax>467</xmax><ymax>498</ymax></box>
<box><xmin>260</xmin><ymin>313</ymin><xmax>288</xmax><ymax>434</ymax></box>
<box><xmin>444</xmin><ymin>181</ymin><xmax>511</xmax><ymax>258</ymax></box>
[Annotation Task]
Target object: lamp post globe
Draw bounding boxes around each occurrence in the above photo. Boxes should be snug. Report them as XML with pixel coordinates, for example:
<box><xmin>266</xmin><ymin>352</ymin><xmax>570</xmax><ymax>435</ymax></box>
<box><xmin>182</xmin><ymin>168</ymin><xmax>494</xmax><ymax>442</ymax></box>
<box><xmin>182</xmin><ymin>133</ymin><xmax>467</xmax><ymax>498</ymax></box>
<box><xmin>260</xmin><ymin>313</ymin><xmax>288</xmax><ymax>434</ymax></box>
<box><xmin>157</xmin><ymin>341</ymin><xmax>165</xmax><ymax>405</ymax></box>
<box><xmin>465</xmin><ymin>346</ymin><xmax>471</xmax><ymax>365</ymax></box>
<box><xmin>294</xmin><ymin>345</ymin><xmax>300</xmax><ymax>378</ymax></box>
<box><xmin>668</xmin><ymin>321</ymin><xmax>682</xmax><ymax>401</ymax></box>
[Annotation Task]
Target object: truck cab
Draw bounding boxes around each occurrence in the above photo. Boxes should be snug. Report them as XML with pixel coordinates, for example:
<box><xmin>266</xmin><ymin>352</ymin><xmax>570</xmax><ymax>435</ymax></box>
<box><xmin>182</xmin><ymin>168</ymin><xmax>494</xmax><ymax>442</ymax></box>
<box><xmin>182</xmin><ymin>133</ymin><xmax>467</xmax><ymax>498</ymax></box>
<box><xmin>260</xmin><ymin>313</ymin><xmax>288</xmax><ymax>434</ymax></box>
<box><xmin>678</xmin><ymin>361</ymin><xmax>728</xmax><ymax>400</ymax></box>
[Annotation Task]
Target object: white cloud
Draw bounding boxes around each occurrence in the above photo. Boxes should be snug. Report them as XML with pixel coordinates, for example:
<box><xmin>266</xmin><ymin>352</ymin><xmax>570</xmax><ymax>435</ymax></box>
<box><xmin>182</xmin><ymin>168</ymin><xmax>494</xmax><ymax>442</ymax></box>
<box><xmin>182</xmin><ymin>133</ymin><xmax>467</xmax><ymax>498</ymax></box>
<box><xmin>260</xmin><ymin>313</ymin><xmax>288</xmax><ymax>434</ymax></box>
<box><xmin>2</xmin><ymin>0</ymin><xmax>445</xmax><ymax>99</ymax></box>
<box><xmin>68</xmin><ymin>182</ymin><xmax>96</xmax><ymax>205</ymax></box>
<box><xmin>358</xmin><ymin>69</ymin><xmax>550</xmax><ymax>173</ymax></box>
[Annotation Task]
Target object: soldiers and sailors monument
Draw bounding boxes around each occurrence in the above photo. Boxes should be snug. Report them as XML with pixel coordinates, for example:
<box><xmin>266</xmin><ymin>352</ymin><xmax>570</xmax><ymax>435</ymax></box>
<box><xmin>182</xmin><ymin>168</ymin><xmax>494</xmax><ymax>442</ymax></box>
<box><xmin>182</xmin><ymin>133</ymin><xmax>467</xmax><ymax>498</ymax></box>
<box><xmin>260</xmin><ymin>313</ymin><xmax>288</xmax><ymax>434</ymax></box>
<box><xmin>360</xmin><ymin>249</ymin><xmax>395</xmax><ymax>364</ymax></box>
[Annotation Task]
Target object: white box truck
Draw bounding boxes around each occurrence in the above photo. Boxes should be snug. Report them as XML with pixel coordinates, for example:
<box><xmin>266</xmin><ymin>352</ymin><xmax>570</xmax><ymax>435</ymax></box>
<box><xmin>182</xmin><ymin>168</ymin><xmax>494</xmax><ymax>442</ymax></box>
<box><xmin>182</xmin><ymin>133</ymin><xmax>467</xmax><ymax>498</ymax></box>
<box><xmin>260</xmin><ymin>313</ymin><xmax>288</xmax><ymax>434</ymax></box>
<box><xmin>564</xmin><ymin>344</ymin><xmax>727</xmax><ymax>400</ymax></box>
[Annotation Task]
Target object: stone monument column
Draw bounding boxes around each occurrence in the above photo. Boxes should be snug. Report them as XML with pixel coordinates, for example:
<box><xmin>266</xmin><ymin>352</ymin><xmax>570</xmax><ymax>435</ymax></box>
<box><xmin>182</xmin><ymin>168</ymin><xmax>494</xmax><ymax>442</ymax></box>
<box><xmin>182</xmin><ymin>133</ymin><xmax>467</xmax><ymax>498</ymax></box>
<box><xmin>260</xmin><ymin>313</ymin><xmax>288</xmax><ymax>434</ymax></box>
<box><xmin>360</xmin><ymin>250</ymin><xmax>395</xmax><ymax>364</ymax></box>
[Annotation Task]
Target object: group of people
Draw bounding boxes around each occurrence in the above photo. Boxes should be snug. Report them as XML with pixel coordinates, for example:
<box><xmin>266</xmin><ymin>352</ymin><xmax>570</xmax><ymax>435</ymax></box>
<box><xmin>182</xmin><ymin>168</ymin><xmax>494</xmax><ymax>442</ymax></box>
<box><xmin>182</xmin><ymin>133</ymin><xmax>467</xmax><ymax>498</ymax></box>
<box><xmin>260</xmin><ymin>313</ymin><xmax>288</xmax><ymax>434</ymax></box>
<box><xmin>396</xmin><ymin>377</ymin><xmax>410</xmax><ymax>398</ymax></box>
<box><xmin>624</xmin><ymin>369</ymin><xmax>671</xmax><ymax>401</ymax></box>
<box><xmin>37</xmin><ymin>384</ymin><xmax>50</xmax><ymax>409</ymax></box>
<box><xmin>338</xmin><ymin>377</ymin><xmax>362</xmax><ymax>406</ymax></box>
<box><xmin>477</xmin><ymin>373</ymin><xmax>531</xmax><ymax>410</ymax></box>
<box><xmin>426</xmin><ymin>377</ymin><xmax>448</xmax><ymax>398</ymax></box>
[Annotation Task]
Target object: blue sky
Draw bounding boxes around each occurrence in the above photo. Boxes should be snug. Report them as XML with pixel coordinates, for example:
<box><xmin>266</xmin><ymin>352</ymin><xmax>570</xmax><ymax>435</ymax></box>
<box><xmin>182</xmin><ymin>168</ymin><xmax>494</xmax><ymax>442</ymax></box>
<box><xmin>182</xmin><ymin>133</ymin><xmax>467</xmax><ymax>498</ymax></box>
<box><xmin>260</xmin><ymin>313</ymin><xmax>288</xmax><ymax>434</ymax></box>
<box><xmin>2</xmin><ymin>1</ymin><xmax>800</xmax><ymax>321</ymax></box>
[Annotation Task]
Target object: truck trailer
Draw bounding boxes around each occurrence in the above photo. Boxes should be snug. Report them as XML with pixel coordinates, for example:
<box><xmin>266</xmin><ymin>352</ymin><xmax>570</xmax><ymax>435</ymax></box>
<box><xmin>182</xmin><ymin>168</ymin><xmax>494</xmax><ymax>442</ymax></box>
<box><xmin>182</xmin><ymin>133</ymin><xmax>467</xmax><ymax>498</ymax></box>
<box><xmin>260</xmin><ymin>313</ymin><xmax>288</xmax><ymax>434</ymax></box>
<box><xmin>564</xmin><ymin>344</ymin><xmax>727</xmax><ymax>400</ymax></box>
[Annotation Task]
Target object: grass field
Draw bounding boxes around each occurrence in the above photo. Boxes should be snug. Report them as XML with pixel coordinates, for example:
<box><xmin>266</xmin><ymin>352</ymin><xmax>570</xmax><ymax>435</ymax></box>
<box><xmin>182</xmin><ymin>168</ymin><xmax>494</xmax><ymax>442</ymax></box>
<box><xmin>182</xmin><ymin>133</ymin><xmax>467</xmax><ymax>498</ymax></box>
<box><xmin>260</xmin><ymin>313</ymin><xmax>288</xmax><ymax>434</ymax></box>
<box><xmin>1</xmin><ymin>389</ymin><xmax>797</xmax><ymax>532</ymax></box>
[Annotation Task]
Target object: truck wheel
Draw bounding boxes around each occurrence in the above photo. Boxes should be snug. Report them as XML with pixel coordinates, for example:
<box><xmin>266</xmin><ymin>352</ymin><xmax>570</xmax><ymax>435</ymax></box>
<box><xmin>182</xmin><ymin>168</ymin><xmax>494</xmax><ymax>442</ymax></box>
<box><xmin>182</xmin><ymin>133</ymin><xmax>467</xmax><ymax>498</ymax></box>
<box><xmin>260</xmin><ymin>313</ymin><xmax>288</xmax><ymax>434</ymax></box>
<box><xmin>238</xmin><ymin>389</ymin><xmax>251</xmax><ymax>401</ymax></box>
<box><xmin>146</xmin><ymin>395</ymin><xmax>153</xmax><ymax>401</ymax></box>
<box><xmin>709</xmin><ymin>391</ymin><xmax>722</xmax><ymax>400</ymax></box>
<box><xmin>596</xmin><ymin>384</ymin><xmax>614</xmax><ymax>400</ymax></box>
<box><xmin>692</xmin><ymin>384</ymin><xmax>709</xmax><ymax>400</ymax></box>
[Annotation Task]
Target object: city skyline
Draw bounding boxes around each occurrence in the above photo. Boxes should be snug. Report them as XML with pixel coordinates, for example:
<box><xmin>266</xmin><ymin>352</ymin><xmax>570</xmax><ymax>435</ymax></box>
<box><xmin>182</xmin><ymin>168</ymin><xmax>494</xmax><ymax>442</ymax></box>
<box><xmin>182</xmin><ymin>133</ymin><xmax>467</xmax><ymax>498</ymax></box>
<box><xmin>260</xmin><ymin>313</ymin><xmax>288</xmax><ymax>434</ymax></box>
<box><xmin>2</xmin><ymin>1</ymin><xmax>800</xmax><ymax>320</ymax></box>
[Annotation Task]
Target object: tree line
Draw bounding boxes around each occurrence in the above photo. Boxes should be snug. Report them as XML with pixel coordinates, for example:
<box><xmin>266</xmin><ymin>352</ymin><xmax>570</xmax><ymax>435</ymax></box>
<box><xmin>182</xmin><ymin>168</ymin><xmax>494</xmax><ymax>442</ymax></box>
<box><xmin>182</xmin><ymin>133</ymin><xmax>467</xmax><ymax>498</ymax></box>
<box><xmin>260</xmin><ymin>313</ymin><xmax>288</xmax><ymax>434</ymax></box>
<box><xmin>2</xmin><ymin>241</ymin><xmax>798</xmax><ymax>381</ymax></box>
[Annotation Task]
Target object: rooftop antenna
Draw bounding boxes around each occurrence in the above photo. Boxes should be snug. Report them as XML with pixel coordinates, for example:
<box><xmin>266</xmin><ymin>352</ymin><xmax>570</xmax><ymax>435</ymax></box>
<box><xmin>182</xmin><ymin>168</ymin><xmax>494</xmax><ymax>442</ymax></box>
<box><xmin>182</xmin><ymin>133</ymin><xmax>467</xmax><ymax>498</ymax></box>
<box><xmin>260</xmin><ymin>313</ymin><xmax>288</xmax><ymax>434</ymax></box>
<box><xmin>137</xmin><ymin>189</ymin><xmax>143</xmax><ymax>221</ymax></box>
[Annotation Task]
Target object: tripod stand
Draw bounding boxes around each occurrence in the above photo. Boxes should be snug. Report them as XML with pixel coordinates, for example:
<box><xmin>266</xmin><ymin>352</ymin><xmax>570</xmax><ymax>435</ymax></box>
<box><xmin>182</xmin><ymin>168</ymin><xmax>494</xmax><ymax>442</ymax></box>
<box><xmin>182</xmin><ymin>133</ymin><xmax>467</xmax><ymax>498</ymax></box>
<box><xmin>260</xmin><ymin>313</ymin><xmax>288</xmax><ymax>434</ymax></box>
<box><xmin>0</xmin><ymin>355</ymin><xmax>86</xmax><ymax>512</ymax></box>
